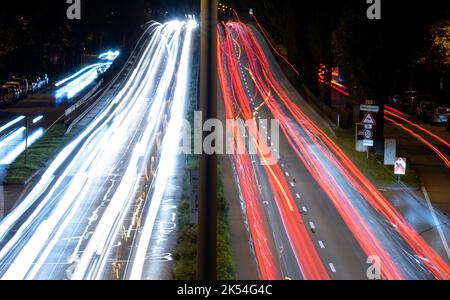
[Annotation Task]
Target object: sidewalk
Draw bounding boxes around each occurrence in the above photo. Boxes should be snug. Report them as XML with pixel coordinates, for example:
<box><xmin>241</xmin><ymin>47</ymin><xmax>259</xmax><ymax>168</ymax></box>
<box><xmin>221</xmin><ymin>155</ymin><xmax>259</xmax><ymax>280</ymax></box>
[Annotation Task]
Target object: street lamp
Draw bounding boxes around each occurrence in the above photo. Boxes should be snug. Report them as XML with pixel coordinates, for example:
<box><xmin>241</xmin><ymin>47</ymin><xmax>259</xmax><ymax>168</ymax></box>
<box><xmin>198</xmin><ymin>0</ymin><xmax>218</xmax><ymax>280</ymax></box>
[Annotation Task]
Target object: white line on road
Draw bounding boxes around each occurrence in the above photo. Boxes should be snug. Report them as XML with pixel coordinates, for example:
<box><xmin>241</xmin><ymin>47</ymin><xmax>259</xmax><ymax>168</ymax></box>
<box><xmin>318</xmin><ymin>241</ymin><xmax>325</xmax><ymax>249</ymax></box>
<box><xmin>309</xmin><ymin>222</ymin><xmax>316</xmax><ymax>230</ymax></box>
<box><xmin>329</xmin><ymin>263</ymin><xmax>336</xmax><ymax>273</ymax></box>
<box><xmin>302</xmin><ymin>206</ymin><xmax>308</xmax><ymax>213</ymax></box>
<box><xmin>290</xmin><ymin>182</ymin><xmax>295</xmax><ymax>187</ymax></box>
<box><xmin>296</xmin><ymin>193</ymin><xmax>301</xmax><ymax>200</ymax></box>
<box><xmin>285</xmin><ymin>172</ymin><xmax>290</xmax><ymax>177</ymax></box>
<box><xmin>422</xmin><ymin>187</ymin><xmax>450</xmax><ymax>261</ymax></box>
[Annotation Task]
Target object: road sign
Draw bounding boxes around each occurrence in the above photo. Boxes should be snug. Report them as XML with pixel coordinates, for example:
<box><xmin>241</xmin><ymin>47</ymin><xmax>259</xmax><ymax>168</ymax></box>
<box><xmin>384</xmin><ymin>139</ymin><xmax>396</xmax><ymax>165</ymax></box>
<box><xmin>394</xmin><ymin>157</ymin><xmax>407</xmax><ymax>175</ymax></box>
<box><xmin>356</xmin><ymin>124</ymin><xmax>368</xmax><ymax>152</ymax></box>
<box><xmin>190</xmin><ymin>170</ymin><xmax>199</xmax><ymax>224</ymax></box>
<box><xmin>364</xmin><ymin>129</ymin><xmax>373</xmax><ymax>139</ymax></box>
<box><xmin>363</xmin><ymin>139</ymin><xmax>374</xmax><ymax>147</ymax></box>
<box><xmin>360</xmin><ymin>104</ymin><xmax>379</xmax><ymax>113</ymax></box>
<box><xmin>362</xmin><ymin>112</ymin><xmax>376</xmax><ymax>125</ymax></box>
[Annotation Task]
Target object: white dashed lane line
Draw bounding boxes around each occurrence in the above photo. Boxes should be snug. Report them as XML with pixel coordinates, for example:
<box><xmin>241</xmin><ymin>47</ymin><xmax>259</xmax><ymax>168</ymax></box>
<box><xmin>329</xmin><ymin>263</ymin><xmax>337</xmax><ymax>273</ymax></box>
<box><xmin>302</xmin><ymin>206</ymin><xmax>307</xmax><ymax>213</ymax></box>
<box><xmin>296</xmin><ymin>193</ymin><xmax>301</xmax><ymax>200</ymax></box>
<box><xmin>309</xmin><ymin>222</ymin><xmax>316</xmax><ymax>230</ymax></box>
<box><xmin>285</xmin><ymin>172</ymin><xmax>290</xmax><ymax>177</ymax></box>
<box><xmin>318</xmin><ymin>240</ymin><xmax>325</xmax><ymax>249</ymax></box>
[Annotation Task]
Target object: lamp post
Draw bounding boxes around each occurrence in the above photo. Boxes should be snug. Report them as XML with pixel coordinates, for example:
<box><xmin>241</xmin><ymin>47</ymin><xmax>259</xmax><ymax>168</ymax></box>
<box><xmin>198</xmin><ymin>0</ymin><xmax>218</xmax><ymax>280</ymax></box>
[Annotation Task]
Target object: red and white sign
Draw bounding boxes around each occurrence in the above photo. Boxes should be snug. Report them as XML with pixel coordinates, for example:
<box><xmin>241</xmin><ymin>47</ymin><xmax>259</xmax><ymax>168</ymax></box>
<box><xmin>362</xmin><ymin>112</ymin><xmax>376</xmax><ymax>126</ymax></box>
<box><xmin>394</xmin><ymin>157</ymin><xmax>407</xmax><ymax>175</ymax></box>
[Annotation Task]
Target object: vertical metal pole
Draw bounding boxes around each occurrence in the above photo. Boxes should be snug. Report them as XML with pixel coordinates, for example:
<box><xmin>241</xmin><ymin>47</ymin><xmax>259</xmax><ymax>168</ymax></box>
<box><xmin>24</xmin><ymin>116</ymin><xmax>29</xmax><ymax>165</ymax></box>
<box><xmin>198</xmin><ymin>0</ymin><xmax>218</xmax><ymax>280</ymax></box>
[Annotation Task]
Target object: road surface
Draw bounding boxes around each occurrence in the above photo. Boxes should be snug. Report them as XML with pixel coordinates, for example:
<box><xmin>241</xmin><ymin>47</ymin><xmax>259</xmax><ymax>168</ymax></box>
<box><xmin>0</xmin><ymin>19</ymin><xmax>195</xmax><ymax>280</ymax></box>
<box><xmin>218</xmin><ymin>21</ymin><xmax>450</xmax><ymax>280</ymax></box>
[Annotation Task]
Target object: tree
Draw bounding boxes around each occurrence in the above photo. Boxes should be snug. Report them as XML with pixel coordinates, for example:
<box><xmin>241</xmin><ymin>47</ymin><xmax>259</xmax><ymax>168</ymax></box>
<box><xmin>307</xmin><ymin>0</ymin><xmax>342</xmax><ymax>105</ymax></box>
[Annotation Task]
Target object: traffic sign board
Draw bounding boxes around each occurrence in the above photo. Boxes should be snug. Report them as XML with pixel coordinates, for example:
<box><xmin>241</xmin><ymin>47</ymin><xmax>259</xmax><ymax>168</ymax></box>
<box><xmin>364</xmin><ymin>129</ymin><xmax>373</xmax><ymax>139</ymax></box>
<box><xmin>362</xmin><ymin>112</ymin><xmax>376</xmax><ymax>125</ymax></box>
<box><xmin>394</xmin><ymin>157</ymin><xmax>407</xmax><ymax>175</ymax></box>
<box><xmin>360</xmin><ymin>104</ymin><xmax>379</xmax><ymax>113</ymax></box>
<box><xmin>384</xmin><ymin>139</ymin><xmax>397</xmax><ymax>165</ymax></box>
<box><xmin>363</xmin><ymin>140</ymin><xmax>374</xmax><ymax>147</ymax></box>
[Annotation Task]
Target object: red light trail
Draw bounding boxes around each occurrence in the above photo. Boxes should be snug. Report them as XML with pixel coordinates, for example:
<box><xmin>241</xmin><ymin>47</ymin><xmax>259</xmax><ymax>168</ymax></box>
<box><xmin>218</xmin><ymin>17</ymin><xmax>450</xmax><ymax>279</ymax></box>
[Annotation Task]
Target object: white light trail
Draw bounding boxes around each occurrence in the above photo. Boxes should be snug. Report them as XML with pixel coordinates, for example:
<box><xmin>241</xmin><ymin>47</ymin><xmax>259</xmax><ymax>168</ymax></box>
<box><xmin>129</xmin><ymin>19</ymin><xmax>195</xmax><ymax>280</ymax></box>
<box><xmin>32</xmin><ymin>116</ymin><xmax>44</xmax><ymax>124</ymax></box>
<box><xmin>0</xmin><ymin>23</ymin><xmax>161</xmax><ymax>244</ymax></box>
<box><xmin>72</xmin><ymin>21</ymin><xmax>186</xmax><ymax>280</ymax></box>
<box><xmin>0</xmin><ymin>127</ymin><xmax>26</xmax><ymax>150</ymax></box>
<box><xmin>0</xmin><ymin>20</ymin><xmax>193</xmax><ymax>281</ymax></box>
<box><xmin>55</xmin><ymin>64</ymin><xmax>104</xmax><ymax>87</ymax></box>
<box><xmin>0</xmin><ymin>129</ymin><xmax>45</xmax><ymax>165</ymax></box>
<box><xmin>0</xmin><ymin>116</ymin><xmax>25</xmax><ymax>136</ymax></box>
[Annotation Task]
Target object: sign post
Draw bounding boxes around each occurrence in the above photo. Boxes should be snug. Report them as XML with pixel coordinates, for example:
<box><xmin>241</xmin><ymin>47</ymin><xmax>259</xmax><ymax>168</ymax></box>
<box><xmin>199</xmin><ymin>0</ymin><xmax>218</xmax><ymax>280</ymax></box>
<box><xmin>24</xmin><ymin>116</ymin><xmax>29</xmax><ymax>165</ymax></box>
<box><xmin>360</xmin><ymin>109</ymin><xmax>377</xmax><ymax>159</ymax></box>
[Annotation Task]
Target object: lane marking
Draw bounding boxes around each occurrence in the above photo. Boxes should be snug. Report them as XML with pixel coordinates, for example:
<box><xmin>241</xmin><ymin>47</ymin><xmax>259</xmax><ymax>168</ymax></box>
<box><xmin>318</xmin><ymin>240</ymin><xmax>325</xmax><ymax>249</ymax></box>
<box><xmin>422</xmin><ymin>187</ymin><xmax>450</xmax><ymax>260</ymax></box>
<box><xmin>329</xmin><ymin>263</ymin><xmax>336</xmax><ymax>273</ymax></box>
<box><xmin>285</xmin><ymin>172</ymin><xmax>290</xmax><ymax>177</ymax></box>
<box><xmin>309</xmin><ymin>222</ymin><xmax>316</xmax><ymax>230</ymax></box>
<box><xmin>296</xmin><ymin>193</ymin><xmax>301</xmax><ymax>200</ymax></box>
<box><xmin>302</xmin><ymin>206</ymin><xmax>308</xmax><ymax>213</ymax></box>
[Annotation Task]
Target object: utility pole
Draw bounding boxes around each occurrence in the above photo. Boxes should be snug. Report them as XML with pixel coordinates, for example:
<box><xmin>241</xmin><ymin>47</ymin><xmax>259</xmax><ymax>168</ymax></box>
<box><xmin>198</xmin><ymin>0</ymin><xmax>218</xmax><ymax>280</ymax></box>
<box><xmin>24</xmin><ymin>116</ymin><xmax>29</xmax><ymax>165</ymax></box>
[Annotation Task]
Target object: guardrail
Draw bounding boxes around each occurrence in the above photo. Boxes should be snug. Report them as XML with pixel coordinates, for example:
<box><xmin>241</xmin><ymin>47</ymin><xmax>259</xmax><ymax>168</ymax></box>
<box><xmin>64</xmin><ymin>79</ymin><xmax>104</xmax><ymax>122</ymax></box>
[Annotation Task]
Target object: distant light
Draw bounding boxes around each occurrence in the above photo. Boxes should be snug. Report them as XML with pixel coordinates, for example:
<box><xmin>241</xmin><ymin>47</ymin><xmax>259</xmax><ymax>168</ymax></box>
<box><xmin>55</xmin><ymin>64</ymin><xmax>103</xmax><ymax>87</ymax></box>
<box><xmin>32</xmin><ymin>116</ymin><xmax>44</xmax><ymax>124</ymax></box>
<box><xmin>167</xmin><ymin>20</ymin><xmax>182</xmax><ymax>28</ymax></box>
<box><xmin>98</xmin><ymin>50</ymin><xmax>120</xmax><ymax>61</ymax></box>
<box><xmin>187</xmin><ymin>19</ymin><xmax>198</xmax><ymax>29</ymax></box>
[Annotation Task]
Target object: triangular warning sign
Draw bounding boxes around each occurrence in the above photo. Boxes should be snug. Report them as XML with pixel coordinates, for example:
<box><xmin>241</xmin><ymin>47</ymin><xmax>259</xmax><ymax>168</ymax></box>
<box><xmin>362</xmin><ymin>112</ymin><xmax>376</xmax><ymax>125</ymax></box>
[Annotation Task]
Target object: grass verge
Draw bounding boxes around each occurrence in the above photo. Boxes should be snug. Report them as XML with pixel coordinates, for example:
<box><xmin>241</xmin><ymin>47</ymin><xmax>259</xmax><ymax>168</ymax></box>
<box><xmin>173</xmin><ymin>157</ymin><xmax>235</xmax><ymax>280</ymax></box>
<box><xmin>4</xmin><ymin>124</ymin><xmax>81</xmax><ymax>185</ymax></box>
<box><xmin>333</xmin><ymin>127</ymin><xmax>420</xmax><ymax>189</ymax></box>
